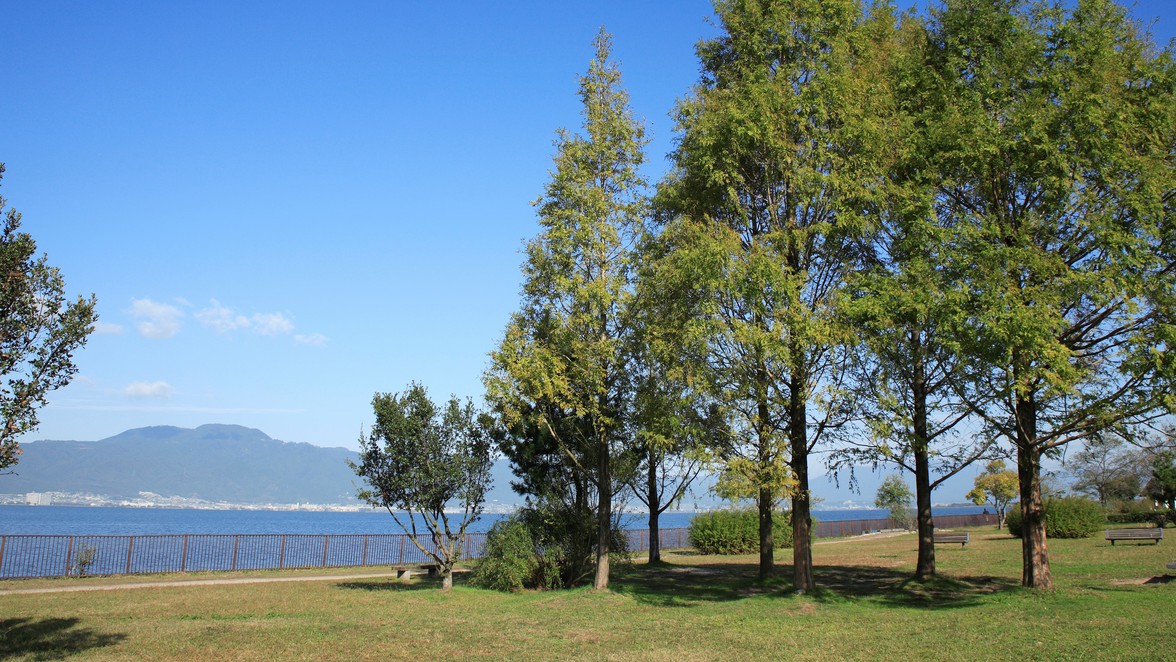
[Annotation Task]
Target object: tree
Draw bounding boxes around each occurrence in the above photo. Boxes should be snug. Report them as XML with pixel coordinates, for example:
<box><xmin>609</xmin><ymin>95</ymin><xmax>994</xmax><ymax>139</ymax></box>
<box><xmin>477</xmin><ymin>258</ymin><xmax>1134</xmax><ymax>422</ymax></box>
<box><xmin>1146</xmin><ymin>450</ymin><xmax>1176</xmax><ymax>509</ymax></box>
<box><xmin>1068</xmin><ymin>434</ymin><xmax>1145</xmax><ymax>505</ymax></box>
<box><xmin>652</xmin><ymin>0</ymin><xmax>888</xmax><ymax>591</ymax></box>
<box><xmin>966</xmin><ymin>460</ymin><xmax>1019</xmax><ymax>528</ymax></box>
<box><xmin>484</xmin><ymin>30</ymin><xmax>648</xmax><ymax>590</ymax></box>
<box><xmin>875</xmin><ymin>475</ymin><xmax>915</xmax><ymax>530</ymax></box>
<box><xmin>0</xmin><ymin>164</ymin><xmax>97</xmax><ymax>472</ymax></box>
<box><xmin>352</xmin><ymin>383</ymin><xmax>494</xmax><ymax>590</ymax></box>
<box><xmin>828</xmin><ymin>7</ymin><xmax>994</xmax><ymax>581</ymax></box>
<box><xmin>924</xmin><ymin>0</ymin><xmax>1175</xmax><ymax>589</ymax></box>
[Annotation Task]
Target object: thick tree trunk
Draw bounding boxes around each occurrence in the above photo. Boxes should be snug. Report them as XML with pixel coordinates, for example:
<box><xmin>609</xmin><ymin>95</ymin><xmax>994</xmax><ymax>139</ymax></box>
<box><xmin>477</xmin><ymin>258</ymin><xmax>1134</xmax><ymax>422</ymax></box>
<box><xmin>758</xmin><ymin>486</ymin><xmax>774</xmax><ymax>580</ymax></box>
<box><xmin>790</xmin><ymin>377</ymin><xmax>814</xmax><ymax>593</ymax></box>
<box><xmin>911</xmin><ymin>357</ymin><xmax>935</xmax><ymax>580</ymax></box>
<box><xmin>913</xmin><ymin>448</ymin><xmax>935</xmax><ymax>580</ymax></box>
<box><xmin>647</xmin><ymin>456</ymin><xmax>661</xmax><ymax>564</ymax></box>
<box><xmin>594</xmin><ymin>433</ymin><xmax>611</xmax><ymax>591</ymax></box>
<box><xmin>441</xmin><ymin>571</ymin><xmax>453</xmax><ymax>590</ymax></box>
<box><xmin>1016</xmin><ymin>393</ymin><xmax>1052</xmax><ymax>589</ymax></box>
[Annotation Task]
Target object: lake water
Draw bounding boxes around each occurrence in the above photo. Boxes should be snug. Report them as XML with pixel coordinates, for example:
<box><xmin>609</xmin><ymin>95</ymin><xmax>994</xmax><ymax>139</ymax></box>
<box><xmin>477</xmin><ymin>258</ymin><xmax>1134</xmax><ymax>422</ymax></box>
<box><xmin>0</xmin><ymin>504</ymin><xmax>989</xmax><ymax>537</ymax></box>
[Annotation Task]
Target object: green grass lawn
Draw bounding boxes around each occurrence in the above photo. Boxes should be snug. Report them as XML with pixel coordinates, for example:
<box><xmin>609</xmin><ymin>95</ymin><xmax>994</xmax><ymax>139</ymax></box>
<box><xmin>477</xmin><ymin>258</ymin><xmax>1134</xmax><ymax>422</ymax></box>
<box><xmin>1</xmin><ymin>527</ymin><xmax>1172</xmax><ymax>660</ymax></box>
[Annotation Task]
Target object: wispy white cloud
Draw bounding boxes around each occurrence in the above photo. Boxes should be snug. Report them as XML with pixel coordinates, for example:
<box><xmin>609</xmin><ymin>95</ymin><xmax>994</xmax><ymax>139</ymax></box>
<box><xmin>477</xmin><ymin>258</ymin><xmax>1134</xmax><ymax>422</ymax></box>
<box><xmin>129</xmin><ymin>298</ymin><xmax>184</xmax><ymax>339</ymax></box>
<box><xmin>93</xmin><ymin>321</ymin><xmax>124</xmax><ymax>335</ymax></box>
<box><xmin>195</xmin><ymin>299</ymin><xmax>252</xmax><ymax>333</ymax></box>
<box><xmin>123</xmin><ymin>381</ymin><xmax>174</xmax><ymax>399</ymax></box>
<box><xmin>252</xmin><ymin>312</ymin><xmax>294</xmax><ymax>336</ymax></box>
<box><xmin>294</xmin><ymin>333</ymin><xmax>328</xmax><ymax>347</ymax></box>
<box><xmin>194</xmin><ymin>300</ymin><xmax>294</xmax><ymax>337</ymax></box>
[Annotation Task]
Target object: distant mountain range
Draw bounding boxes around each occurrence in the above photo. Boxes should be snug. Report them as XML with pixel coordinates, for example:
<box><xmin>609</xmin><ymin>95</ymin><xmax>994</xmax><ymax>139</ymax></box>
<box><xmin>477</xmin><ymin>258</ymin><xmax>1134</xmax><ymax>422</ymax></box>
<box><xmin>1</xmin><ymin>423</ymin><xmax>974</xmax><ymax>509</ymax></box>
<box><xmin>3</xmin><ymin>425</ymin><xmax>364</xmax><ymax>505</ymax></box>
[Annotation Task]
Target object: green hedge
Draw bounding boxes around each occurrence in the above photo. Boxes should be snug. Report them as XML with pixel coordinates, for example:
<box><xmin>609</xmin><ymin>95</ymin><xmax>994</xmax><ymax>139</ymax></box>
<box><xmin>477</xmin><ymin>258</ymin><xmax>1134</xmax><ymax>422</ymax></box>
<box><xmin>1105</xmin><ymin>506</ymin><xmax>1172</xmax><ymax>528</ymax></box>
<box><xmin>1006</xmin><ymin>496</ymin><xmax>1104</xmax><ymax>539</ymax></box>
<box><xmin>688</xmin><ymin>509</ymin><xmax>795</xmax><ymax>554</ymax></box>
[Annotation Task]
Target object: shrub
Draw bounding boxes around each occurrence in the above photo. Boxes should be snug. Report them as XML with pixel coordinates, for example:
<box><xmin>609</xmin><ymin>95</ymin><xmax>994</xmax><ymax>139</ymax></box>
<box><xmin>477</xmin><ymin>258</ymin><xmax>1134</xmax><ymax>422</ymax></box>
<box><xmin>471</xmin><ymin>500</ymin><xmax>631</xmax><ymax>591</ymax></box>
<box><xmin>688</xmin><ymin>509</ymin><xmax>794</xmax><ymax>555</ymax></box>
<box><xmin>1006</xmin><ymin>496</ymin><xmax>1104</xmax><ymax>539</ymax></box>
<box><xmin>1106</xmin><ymin>502</ymin><xmax>1172</xmax><ymax>528</ymax></box>
<box><xmin>469</xmin><ymin>517</ymin><xmax>538</xmax><ymax>592</ymax></box>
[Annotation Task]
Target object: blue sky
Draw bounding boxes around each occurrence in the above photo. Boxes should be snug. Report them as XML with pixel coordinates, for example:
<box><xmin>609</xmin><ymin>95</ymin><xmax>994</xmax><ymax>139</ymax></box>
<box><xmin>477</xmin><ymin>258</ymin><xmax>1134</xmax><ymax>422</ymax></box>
<box><xmin>2</xmin><ymin>1</ymin><xmax>1173</xmax><ymax>502</ymax></box>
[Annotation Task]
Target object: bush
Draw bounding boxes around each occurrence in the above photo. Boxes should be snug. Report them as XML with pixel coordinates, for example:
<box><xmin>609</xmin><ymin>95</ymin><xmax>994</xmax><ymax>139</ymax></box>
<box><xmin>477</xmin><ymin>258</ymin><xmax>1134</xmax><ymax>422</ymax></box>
<box><xmin>1006</xmin><ymin>496</ymin><xmax>1104</xmax><ymax>539</ymax></box>
<box><xmin>1106</xmin><ymin>502</ymin><xmax>1172</xmax><ymax>528</ymax></box>
<box><xmin>688</xmin><ymin>509</ymin><xmax>794</xmax><ymax>555</ymax></box>
<box><xmin>469</xmin><ymin>517</ymin><xmax>538</xmax><ymax>592</ymax></box>
<box><xmin>471</xmin><ymin>500</ymin><xmax>631</xmax><ymax>592</ymax></box>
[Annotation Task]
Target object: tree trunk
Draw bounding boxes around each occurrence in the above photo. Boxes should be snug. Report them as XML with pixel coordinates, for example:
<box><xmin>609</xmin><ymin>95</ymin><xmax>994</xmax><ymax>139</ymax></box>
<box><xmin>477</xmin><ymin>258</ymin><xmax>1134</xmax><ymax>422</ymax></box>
<box><xmin>1016</xmin><ymin>393</ymin><xmax>1052</xmax><ymax>589</ymax></box>
<box><xmin>756</xmin><ymin>373</ymin><xmax>774</xmax><ymax>580</ymax></box>
<box><xmin>594</xmin><ymin>432</ymin><xmax>611</xmax><ymax>591</ymax></box>
<box><xmin>790</xmin><ymin>376</ymin><xmax>814</xmax><ymax>593</ymax></box>
<box><xmin>441</xmin><ymin>571</ymin><xmax>453</xmax><ymax>591</ymax></box>
<box><xmin>647</xmin><ymin>455</ymin><xmax>661</xmax><ymax>564</ymax></box>
<box><xmin>911</xmin><ymin>356</ymin><xmax>935</xmax><ymax>580</ymax></box>
<box><xmin>758</xmin><ymin>486</ymin><xmax>774</xmax><ymax>580</ymax></box>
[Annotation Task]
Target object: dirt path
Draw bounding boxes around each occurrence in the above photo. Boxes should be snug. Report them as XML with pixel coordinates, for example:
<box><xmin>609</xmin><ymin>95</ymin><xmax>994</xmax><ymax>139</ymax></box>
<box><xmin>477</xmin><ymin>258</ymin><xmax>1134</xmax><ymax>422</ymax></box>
<box><xmin>814</xmin><ymin>530</ymin><xmax>914</xmax><ymax>545</ymax></box>
<box><xmin>0</xmin><ymin>572</ymin><xmax>399</xmax><ymax>596</ymax></box>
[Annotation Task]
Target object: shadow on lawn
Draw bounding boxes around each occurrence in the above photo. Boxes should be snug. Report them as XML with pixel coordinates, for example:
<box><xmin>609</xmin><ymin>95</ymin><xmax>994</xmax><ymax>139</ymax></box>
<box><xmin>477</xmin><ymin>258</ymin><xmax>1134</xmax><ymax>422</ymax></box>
<box><xmin>335</xmin><ymin>578</ymin><xmax>441</xmax><ymax>593</ymax></box>
<box><xmin>0</xmin><ymin>617</ymin><xmax>126</xmax><ymax>660</ymax></box>
<box><xmin>614</xmin><ymin>560</ymin><xmax>1016</xmax><ymax>610</ymax></box>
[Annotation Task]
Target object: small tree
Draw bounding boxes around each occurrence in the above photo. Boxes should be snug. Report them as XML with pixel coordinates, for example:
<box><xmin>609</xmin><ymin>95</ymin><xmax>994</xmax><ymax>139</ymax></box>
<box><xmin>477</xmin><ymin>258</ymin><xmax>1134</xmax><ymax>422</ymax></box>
<box><xmin>967</xmin><ymin>460</ymin><xmax>1019</xmax><ymax>529</ymax></box>
<box><xmin>1146</xmin><ymin>451</ymin><xmax>1176</xmax><ymax>510</ymax></box>
<box><xmin>0</xmin><ymin>164</ymin><xmax>97</xmax><ymax>472</ymax></box>
<box><xmin>875</xmin><ymin>475</ymin><xmax>915</xmax><ymax>530</ymax></box>
<box><xmin>352</xmin><ymin>383</ymin><xmax>493</xmax><ymax>590</ymax></box>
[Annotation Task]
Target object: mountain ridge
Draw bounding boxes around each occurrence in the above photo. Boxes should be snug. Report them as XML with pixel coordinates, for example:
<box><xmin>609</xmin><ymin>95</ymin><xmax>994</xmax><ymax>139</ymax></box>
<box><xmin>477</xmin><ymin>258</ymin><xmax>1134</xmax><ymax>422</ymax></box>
<box><xmin>4</xmin><ymin>424</ymin><xmax>363</xmax><ymax>505</ymax></box>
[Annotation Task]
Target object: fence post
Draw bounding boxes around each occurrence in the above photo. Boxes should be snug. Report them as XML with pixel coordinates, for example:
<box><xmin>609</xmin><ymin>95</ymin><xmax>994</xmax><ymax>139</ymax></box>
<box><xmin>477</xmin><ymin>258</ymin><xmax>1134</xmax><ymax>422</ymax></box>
<box><xmin>322</xmin><ymin>535</ymin><xmax>329</xmax><ymax>568</ymax></box>
<box><xmin>279</xmin><ymin>535</ymin><xmax>286</xmax><ymax>569</ymax></box>
<box><xmin>362</xmin><ymin>535</ymin><xmax>369</xmax><ymax>566</ymax></box>
<box><xmin>398</xmin><ymin>534</ymin><xmax>405</xmax><ymax>565</ymax></box>
<box><xmin>0</xmin><ymin>535</ymin><xmax>6</xmax><ymax>575</ymax></box>
<box><xmin>64</xmin><ymin>536</ymin><xmax>74</xmax><ymax>577</ymax></box>
<box><xmin>181</xmin><ymin>535</ymin><xmax>188</xmax><ymax>572</ymax></box>
<box><xmin>232</xmin><ymin>535</ymin><xmax>239</xmax><ymax>571</ymax></box>
<box><xmin>126</xmin><ymin>537</ymin><xmax>135</xmax><ymax>575</ymax></box>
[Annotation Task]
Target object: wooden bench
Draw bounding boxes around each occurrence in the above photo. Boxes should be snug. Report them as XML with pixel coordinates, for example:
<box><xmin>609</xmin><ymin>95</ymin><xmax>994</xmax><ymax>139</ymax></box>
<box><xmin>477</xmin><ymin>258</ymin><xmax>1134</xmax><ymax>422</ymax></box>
<box><xmin>394</xmin><ymin>564</ymin><xmax>440</xmax><ymax>579</ymax></box>
<box><xmin>933</xmin><ymin>531</ymin><xmax>969</xmax><ymax>547</ymax></box>
<box><xmin>1105</xmin><ymin>528</ymin><xmax>1163</xmax><ymax>545</ymax></box>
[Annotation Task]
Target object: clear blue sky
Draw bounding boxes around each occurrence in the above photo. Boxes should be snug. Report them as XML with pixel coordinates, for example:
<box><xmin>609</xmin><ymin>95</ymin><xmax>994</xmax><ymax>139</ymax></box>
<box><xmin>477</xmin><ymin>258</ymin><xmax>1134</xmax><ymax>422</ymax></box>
<box><xmin>2</xmin><ymin>1</ymin><xmax>1173</xmax><ymax>477</ymax></box>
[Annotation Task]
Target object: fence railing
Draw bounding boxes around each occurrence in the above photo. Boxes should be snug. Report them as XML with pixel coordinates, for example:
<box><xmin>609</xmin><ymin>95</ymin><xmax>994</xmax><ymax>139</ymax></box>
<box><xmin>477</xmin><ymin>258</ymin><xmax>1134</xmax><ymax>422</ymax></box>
<box><xmin>0</xmin><ymin>513</ymin><xmax>996</xmax><ymax>580</ymax></box>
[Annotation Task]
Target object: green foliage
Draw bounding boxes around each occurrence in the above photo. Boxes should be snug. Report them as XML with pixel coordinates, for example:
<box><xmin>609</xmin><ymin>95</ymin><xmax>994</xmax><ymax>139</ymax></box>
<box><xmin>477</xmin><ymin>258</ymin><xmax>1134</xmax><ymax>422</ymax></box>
<box><xmin>1006</xmin><ymin>497</ymin><xmax>1104</xmax><ymax>539</ymax></box>
<box><xmin>688</xmin><ymin>509</ymin><xmax>794</xmax><ymax>555</ymax></box>
<box><xmin>483</xmin><ymin>30</ymin><xmax>649</xmax><ymax>590</ymax></box>
<box><xmin>1146</xmin><ymin>451</ymin><xmax>1176</xmax><ymax>509</ymax></box>
<box><xmin>1105</xmin><ymin>506</ymin><xmax>1172</xmax><ymax>528</ymax></box>
<box><xmin>966</xmin><ymin>460</ymin><xmax>1019</xmax><ymax>526</ymax></box>
<box><xmin>472</xmin><ymin>500</ymin><xmax>631</xmax><ymax>591</ymax></box>
<box><xmin>875</xmin><ymin>476</ymin><xmax>915</xmax><ymax>530</ymax></box>
<box><xmin>0</xmin><ymin>164</ymin><xmax>97</xmax><ymax>472</ymax></box>
<box><xmin>352</xmin><ymin>382</ymin><xmax>494</xmax><ymax>588</ymax></box>
<box><xmin>469</xmin><ymin>517</ymin><xmax>539</xmax><ymax>592</ymax></box>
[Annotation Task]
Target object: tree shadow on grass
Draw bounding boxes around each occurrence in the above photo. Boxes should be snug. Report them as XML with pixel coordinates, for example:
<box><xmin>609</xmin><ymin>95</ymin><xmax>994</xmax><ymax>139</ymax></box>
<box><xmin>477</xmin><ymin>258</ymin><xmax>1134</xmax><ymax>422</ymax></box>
<box><xmin>335</xmin><ymin>579</ymin><xmax>440</xmax><ymax>593</ymax></box>
<box><xmin>613</xmin><ymin>561</ymin><xmax>1016</xmax><ymax>610</ymax></box>
<box><xmin>0</xmin><ymin>618</ymin><xmax>126</xmax><ymax>660</ymax></box>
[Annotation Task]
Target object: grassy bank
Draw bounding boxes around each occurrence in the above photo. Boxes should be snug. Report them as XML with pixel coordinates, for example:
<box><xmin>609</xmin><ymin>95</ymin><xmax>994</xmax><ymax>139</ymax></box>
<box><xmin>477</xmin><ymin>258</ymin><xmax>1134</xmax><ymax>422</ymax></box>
<box><xmin>1</xmin><ymin>527</ymin><xmax>1172</xmax><ymax>660</ymax></box>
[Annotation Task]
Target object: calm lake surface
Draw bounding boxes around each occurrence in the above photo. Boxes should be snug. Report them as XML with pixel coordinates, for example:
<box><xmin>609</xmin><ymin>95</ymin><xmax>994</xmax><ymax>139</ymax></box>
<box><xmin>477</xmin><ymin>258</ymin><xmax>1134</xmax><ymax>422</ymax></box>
<box><xmin>0</xmin><ymin>504</ymin><xmax>988</xmax><ymax>537</ymax></box>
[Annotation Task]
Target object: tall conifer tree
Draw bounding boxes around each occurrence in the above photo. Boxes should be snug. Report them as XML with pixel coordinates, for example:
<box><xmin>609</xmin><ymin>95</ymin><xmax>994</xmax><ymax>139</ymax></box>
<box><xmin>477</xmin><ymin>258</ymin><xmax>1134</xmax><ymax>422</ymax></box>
<box><xmin>485</xmin><ymin>30</ymin><xmax>648</xmax><ymax>590</ymax></box>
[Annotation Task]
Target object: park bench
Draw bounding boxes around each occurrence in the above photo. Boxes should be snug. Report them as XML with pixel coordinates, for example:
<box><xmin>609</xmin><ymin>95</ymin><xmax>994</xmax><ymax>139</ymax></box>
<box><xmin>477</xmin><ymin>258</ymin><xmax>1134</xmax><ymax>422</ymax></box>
<box><xmin>394</xmin><ymin>563</ymin><xmax>440</xmax><ymax>579</ymax></box>
<box><xmin>933</xmin><ymin>531</ymin><xmax>969</xmax><ymax>547</ymax></box>
<box><xmin>1105</xmin><ymin>528</ymin><xmax>1163</xmax><ymax>545</ymax></box>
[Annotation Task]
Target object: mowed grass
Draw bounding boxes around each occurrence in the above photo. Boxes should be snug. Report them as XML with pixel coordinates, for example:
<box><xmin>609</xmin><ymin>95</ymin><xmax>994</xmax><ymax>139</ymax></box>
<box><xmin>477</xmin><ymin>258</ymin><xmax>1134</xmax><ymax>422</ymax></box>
<box><xmin>1</xmin><ymin>527</ymin><xmax>1172</xmax><ymax>661</ymax></box>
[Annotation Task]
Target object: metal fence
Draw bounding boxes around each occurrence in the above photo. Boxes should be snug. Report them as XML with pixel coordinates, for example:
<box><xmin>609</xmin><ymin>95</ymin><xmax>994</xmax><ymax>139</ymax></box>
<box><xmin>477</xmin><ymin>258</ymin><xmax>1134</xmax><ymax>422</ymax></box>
<box><xmin>0</xmin><ymin>513</ymin><xmax>996</xmax><ymax>580</ymax></box>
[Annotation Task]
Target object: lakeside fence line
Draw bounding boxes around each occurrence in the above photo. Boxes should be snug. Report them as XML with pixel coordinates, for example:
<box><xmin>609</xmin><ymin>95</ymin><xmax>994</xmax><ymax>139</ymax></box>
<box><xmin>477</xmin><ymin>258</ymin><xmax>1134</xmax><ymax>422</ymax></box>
<box><xmin>0</xmin><ymin>512</ymin><xmax>996</xmax><ymax>580</ymax></box>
